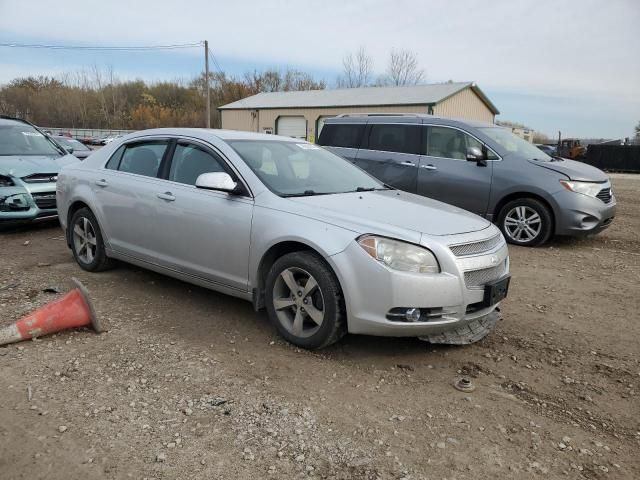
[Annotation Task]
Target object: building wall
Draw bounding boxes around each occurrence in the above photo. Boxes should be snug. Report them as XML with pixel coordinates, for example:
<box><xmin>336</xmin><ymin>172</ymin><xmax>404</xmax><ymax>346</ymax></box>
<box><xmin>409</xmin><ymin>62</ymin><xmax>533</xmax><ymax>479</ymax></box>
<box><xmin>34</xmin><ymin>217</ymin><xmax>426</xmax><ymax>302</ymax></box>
<box><xmin>432</xmin><ymin>87</ymin><xmax>495</xmax><ymax>123</ymax></box>
<box><xmin>220</xmin><ymin>88</ymin><xmax>496</xmax><ymax>141</ymax></box>
<box><xmin>218</xmin><ymin>109</ymin><xmax>256</xmax><ymax>132</ymax></box>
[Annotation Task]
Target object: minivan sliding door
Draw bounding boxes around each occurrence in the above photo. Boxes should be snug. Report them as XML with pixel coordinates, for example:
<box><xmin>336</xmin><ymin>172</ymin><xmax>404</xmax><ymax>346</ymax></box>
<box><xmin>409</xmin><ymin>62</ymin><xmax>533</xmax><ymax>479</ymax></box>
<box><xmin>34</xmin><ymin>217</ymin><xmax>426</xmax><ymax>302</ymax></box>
<box><xmin>354</xmin><ymin>123</ymin><xmax>421</xmax><ymax>193</ymax></box>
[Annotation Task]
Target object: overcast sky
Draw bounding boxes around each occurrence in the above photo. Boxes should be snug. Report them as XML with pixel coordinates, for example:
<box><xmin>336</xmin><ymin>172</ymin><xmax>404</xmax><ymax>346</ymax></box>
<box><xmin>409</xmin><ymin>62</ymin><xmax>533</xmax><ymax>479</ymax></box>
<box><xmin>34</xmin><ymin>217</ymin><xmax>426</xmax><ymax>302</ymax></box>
<box><xmin>1</xmin><ymin>0</ymin><xmax>638</xmax><ymax>138</ymax></box>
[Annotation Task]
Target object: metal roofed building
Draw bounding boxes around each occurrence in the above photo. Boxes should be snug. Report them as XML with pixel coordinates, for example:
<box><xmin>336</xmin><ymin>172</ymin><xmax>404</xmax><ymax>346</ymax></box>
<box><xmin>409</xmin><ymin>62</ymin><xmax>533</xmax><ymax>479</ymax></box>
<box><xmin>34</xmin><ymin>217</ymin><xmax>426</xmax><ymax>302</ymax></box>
<box><xmin>219</xmin><ymin>82</ymin><xmax>499</xmax><ymax>142</ymax></box>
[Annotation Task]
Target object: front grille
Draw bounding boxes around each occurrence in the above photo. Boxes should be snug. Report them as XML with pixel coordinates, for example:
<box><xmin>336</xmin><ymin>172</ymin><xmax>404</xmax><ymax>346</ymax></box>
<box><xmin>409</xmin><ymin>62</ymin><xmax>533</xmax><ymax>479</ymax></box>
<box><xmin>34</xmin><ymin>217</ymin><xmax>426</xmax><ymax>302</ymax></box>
<box><xmin>450</xmin><ymin>233</ymin><xmax>504</xmax><ymax>257</ymax></box>
<box><xmin>31</xmin><ymin>192</ymin><xmax>57</xmax><ymax>210</ymax></box>
<box><xmin>596</xmin><ymin>188</ymin><xmax>612</xmax><ymax>204</ymax></box>
<box><xmin>464</xmin><ymin>260</ymin><xmax>508</xmax><ymax>289</ymax></box>
<box><xmin>21</xmin><ymin>173</ymin><xmax>58</xmax><ymax>184</ymax></box>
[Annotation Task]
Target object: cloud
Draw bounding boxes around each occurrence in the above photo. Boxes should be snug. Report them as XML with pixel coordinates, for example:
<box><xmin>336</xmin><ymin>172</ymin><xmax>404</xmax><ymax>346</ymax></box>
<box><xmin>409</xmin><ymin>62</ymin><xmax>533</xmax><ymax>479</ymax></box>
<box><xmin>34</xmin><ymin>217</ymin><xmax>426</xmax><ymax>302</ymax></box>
<box><xmin>1</xmin><ymin>0</ymin><xmax>638</xmax><ymax>136</ymax></box>
<box><xmin>1</xmin><ymin>0</ymin><xmax>638</xmax><ymax>94</ymax></box>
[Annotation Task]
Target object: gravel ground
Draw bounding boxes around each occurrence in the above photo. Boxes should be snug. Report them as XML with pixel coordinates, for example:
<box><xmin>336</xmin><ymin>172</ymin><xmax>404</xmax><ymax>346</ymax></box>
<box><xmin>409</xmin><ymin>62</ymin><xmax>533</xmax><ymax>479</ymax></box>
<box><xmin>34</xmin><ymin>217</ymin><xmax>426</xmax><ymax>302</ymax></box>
<box><xmin>1</xmin><ymin>174</ymin><xmax>639</xmax><ymax>479</ymax></box>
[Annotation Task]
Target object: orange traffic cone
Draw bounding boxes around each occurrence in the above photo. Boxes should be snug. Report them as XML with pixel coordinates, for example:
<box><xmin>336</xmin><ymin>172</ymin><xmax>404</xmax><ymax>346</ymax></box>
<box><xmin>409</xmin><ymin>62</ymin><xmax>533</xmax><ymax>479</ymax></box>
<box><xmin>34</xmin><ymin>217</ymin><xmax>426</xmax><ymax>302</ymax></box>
<box><xmin>0</xmin><ymin>278</ymin><xmax>103</xmax><ymax>346</ymax></box>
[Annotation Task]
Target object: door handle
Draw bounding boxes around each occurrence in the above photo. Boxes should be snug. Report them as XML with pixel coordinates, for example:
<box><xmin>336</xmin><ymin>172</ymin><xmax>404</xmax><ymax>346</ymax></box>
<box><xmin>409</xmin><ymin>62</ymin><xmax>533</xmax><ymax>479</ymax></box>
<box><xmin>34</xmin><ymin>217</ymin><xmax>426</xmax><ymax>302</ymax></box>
<box><xmin>400</xmin><ymin>161</ymin><xmax>415</xmax><ymax>167</ymax></box>
<box><xmin>95</xmin><ymin>179</ymin><xmax>108</xmax><ymax>187</ymax></box>
<box><xmin>157</xmin><ymin>192</ymin><xmax>176</xmax><ymax>202</ymax></box>
<box><xmin>421</xmin><ymin>164</ymin><xmax>437</xmax><ymax>171</ymax></box>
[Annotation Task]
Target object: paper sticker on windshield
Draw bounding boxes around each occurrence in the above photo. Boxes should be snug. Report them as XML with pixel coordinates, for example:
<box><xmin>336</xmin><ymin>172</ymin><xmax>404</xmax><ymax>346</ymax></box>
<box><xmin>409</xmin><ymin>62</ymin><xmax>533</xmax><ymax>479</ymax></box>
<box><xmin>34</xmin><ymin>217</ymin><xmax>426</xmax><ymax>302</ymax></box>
<box><xmin>296</xmin><ymin>143</ymin><xmax>320</xmax><ymax>150</ymax></box>
<box><xmin>22</xmin><ymin>131</ymin><xmax>44</xmax><ymax>137</ymax></box>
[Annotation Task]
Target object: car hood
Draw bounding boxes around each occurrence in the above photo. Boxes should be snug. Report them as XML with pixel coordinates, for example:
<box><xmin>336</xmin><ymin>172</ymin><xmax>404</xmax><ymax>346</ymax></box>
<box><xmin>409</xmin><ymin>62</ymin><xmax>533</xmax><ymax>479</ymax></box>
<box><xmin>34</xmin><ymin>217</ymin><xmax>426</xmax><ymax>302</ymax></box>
<box><xmin>529</xmin><ymin>158</ymin><xmax>608</xmax><ymax>182</ymax></box>
<box><xmin>0</xmin><ymin>154</ymin><xmax>79</xmax><ymax>178</ymax></box>
<box><xmin>284</xmin><ymin>190</ymin><xmax>491</xmax><ymax>239</ymax></box>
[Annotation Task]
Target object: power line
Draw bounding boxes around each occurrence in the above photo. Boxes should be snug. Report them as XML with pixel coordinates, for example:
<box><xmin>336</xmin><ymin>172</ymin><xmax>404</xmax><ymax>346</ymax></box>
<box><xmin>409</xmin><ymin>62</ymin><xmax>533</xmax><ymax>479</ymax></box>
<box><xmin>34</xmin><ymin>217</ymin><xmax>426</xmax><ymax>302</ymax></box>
<box><xmin>0</xmin><ymin>41</ymin><xmax>203</xmax><ymax>51</ymax></box>
<box><xmin>208</xmin><ymin>49</ymin><xmax>224</xmax><ymax>76</ymax></box>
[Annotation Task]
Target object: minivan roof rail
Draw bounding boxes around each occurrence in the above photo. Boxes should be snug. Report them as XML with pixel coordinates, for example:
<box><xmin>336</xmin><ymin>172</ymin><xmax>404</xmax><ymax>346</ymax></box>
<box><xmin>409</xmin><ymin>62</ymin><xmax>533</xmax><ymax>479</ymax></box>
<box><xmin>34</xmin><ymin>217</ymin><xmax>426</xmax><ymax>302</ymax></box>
<box><xmin>334</xmin><ymin>113</ymin><xmax>426</xmax><ymax>118</ymax></box>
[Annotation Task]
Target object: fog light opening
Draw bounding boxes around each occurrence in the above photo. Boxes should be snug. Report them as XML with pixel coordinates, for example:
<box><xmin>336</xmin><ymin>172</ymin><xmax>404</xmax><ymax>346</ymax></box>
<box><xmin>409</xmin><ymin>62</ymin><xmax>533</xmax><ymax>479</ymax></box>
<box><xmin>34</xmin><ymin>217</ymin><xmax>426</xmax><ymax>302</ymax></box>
<box><xmin>405</xmin><ymin>308</ymin><xmax>421</xmax><ymax>322</ymax></box>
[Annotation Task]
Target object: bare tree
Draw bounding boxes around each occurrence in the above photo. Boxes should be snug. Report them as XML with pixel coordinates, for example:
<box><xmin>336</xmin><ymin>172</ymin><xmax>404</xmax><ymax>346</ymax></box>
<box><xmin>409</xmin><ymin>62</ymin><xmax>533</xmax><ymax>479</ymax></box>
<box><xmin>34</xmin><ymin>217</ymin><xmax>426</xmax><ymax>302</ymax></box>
<box><xmin>382</xmin><ymin>49</ymin><xmax>425</xmax><ymax>86</ymax></box>
<box><xmin>635</xmin><ymin>120</ymin><xmax>640</xmax><ymax>139</ymax></box>
<box><xmin>532</xmin><ymin>131</ymin><xmax>550</xmax><ymax>144</ymax></box>
<box><xmin>337</xmin><ymin>47</ymin><xmax>373</xmax><ymax>88</ymax></box>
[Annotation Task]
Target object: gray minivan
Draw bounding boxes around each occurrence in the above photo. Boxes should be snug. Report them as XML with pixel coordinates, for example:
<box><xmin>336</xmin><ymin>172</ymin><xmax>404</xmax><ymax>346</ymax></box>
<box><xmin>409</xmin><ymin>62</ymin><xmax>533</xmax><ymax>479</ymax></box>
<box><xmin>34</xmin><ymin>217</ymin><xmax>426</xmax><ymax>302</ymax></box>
<box><xmin>318</xmin><ymin>114</ymin><xmax>616</xmax><ymax>246</ymax></box>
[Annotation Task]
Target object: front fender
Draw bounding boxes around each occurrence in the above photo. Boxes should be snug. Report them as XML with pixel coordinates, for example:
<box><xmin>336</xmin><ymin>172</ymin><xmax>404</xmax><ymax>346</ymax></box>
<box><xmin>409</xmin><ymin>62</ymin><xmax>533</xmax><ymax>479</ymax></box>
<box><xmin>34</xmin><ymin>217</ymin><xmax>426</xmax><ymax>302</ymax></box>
<box><xmin>248</xmin><ymin>205</ymin><xmax>357</xmax><ymax>288</ymax></box>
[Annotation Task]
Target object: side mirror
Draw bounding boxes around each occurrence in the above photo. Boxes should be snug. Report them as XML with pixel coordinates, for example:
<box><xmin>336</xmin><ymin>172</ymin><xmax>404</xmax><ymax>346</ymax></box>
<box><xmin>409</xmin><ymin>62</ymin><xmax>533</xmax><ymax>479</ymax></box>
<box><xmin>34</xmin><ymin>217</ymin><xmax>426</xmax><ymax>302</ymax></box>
<box><xmin>466</xmin><ymin>146</ymin><xmax>488</xmax><ymax>166</ymax></box>
<box><xmin>466</xmin><ymin>146</ymin><xmax>484</xmax><ymax>161</ymax></box>
<box><xmin>195</xmin><ymin>172</ymin><xmax>240</xmax><ymax>194</ymax></box>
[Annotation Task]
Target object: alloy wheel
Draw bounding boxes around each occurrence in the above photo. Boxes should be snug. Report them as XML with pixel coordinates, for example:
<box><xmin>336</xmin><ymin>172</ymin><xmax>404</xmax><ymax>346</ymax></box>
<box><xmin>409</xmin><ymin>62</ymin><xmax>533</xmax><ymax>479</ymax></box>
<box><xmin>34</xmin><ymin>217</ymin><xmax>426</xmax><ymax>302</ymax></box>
<box><xmin>272</xmin><ymin>267</ymin><xmax>325</xmax><ymax>338</ymax></box>
<box><xmin>503</xmin><ymin>206</ymin><xmax>542</xmax><ymax>243</ymax></box>
<box><xmin>73</xmin><ymin>216</ymin><xmax>98</xmax><ymax>264</ymax></box>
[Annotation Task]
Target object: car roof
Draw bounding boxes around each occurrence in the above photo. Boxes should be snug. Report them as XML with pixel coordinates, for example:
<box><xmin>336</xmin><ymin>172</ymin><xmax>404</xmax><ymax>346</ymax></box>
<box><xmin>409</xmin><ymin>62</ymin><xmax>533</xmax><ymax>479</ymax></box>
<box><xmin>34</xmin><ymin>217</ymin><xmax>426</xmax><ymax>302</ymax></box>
<box><xmin>323</xmin><ymin>113</ymin><xmax>496</xmax><ymax>129</ymax></box>
<box><xmin>0</xmin><ymin>115</ymin><xmax>37</xmax><ymax>127</ymax></box>
<box><xmin>127</xmin><ymin>128</ymin><xmax>302</xmax><ymax>143</ymax></box>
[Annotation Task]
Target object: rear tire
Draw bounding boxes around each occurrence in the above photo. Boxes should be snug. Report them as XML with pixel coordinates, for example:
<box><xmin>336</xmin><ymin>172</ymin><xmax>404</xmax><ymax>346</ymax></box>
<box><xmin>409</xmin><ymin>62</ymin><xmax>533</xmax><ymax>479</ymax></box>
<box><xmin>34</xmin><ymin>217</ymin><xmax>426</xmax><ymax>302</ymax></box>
<box><xmin>70</xmin><ymin>207</ymin><xmax>114</xmax><ymax>272</ymax></box>
<box><xmin>265</xmin><ymin>252</ymin><xmax>346</xmax><ymax>349</ymax></box>
<box><xmin>497</xmin><ymin>198</ymin><xmax>553</xmax><ymax>247</ymax></box>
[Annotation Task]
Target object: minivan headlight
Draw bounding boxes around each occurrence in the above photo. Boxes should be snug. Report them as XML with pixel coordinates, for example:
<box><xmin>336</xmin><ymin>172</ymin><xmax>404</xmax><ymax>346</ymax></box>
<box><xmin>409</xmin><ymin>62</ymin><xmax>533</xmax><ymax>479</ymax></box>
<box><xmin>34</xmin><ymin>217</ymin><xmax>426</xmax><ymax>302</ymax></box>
<box><xmin>559</xmin><ymin>180</ymin><xmax>603</xmax><ymax>198</ymax></box>
<box><xmin>357</xmin><ymin>235</ymin><xmax>440</xmax><ymax>273</ymax></box>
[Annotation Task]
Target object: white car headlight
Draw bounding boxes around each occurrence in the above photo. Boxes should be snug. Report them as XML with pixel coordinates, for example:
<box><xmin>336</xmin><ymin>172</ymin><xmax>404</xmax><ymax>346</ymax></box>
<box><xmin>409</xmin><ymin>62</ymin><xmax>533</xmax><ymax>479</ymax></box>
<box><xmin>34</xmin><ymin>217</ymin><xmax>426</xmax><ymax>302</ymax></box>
<box><xmin>559</xmin><ymin>180</ymin><xmax>603</xmax><ymax>198</ymax></box>
<box><xmin>357</xmin><ymin>235</ymin><xmax>440</xmax><ymax>273</ymax></box>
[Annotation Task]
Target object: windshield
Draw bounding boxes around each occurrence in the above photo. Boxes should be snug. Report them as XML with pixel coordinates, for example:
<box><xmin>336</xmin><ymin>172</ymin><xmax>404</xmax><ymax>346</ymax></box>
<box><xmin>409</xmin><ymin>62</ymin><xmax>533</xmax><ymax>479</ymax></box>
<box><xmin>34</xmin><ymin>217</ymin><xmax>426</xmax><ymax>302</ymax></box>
<box><xmin>55</xmin><ymin>137</ymin><xmax>90</xmax><ymax>151</ymax></box>
<box><xmin>479</xmin><ymin>127</ymin><xmax>552</xmax><ymax>161</ymax></box>
<box><xmin>229</xmin><ymin>140</ymin><xmax>384</xmax><ymax>196</ymax></box>
<box><xmin>0</xmin><ymin>124</ymin><xmax>61</xmax><ymax>156</ymax></box>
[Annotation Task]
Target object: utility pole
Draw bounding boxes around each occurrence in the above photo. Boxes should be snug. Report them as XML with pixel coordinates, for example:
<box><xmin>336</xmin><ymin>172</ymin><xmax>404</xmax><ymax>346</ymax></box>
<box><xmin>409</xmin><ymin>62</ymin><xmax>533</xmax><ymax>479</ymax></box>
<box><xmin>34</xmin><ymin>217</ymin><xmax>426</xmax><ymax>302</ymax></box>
<box><xmin>204</xmin><ymin>40</ymin><xmax>210</xmax><ymax>128</ymax></box>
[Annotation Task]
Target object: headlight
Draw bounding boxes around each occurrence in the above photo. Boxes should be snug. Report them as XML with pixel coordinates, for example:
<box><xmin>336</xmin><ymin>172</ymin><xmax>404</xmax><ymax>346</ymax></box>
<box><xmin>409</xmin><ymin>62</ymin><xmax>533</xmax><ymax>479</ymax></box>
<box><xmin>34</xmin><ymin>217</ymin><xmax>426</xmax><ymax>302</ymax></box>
<box><xmin>0</xmin><ymin>175</ymin><xmax>15</xmax><ymax>187</ymax></box>
<box><xmin>559</xmin><ymin>180</ymin><xmax>603</xmax><ymax>197</ymax></box>
<box><xmin>357</xmin><ymin>235</ymin><xmax>440</xmax><ymax>273</ymax></box>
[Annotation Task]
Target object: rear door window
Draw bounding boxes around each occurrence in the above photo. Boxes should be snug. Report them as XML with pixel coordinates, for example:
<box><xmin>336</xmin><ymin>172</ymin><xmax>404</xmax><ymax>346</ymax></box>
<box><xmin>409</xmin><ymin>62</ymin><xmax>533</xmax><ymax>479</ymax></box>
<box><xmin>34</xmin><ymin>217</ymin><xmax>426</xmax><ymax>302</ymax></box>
<box><xmin>317</xmin><ymin>124</ymin><xmax>365</xmax><ymax>148</ymax></box>
<box><xmin>117</xmin><ymin>141</ymin><xmax>167</xmax><ymax>177</ymax></box>
<box><xmin>367</xmin><ymin>124</ymin><xmax>421</xmax><ymax>155</ymax></box>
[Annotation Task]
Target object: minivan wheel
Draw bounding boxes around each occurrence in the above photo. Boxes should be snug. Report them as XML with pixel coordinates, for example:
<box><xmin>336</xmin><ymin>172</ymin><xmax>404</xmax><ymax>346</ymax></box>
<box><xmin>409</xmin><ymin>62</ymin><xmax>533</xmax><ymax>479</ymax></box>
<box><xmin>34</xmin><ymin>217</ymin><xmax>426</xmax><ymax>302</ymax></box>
<box><xmin>70</xmin><ymin>207</ymin><xmax>114</xmax><ymax>272</ymax></box>
<box><xmin>498</xmin><ymin>198</ymin><xmax>553</xmax><ymax>247</ymax></box>
<box><xmin>265</xmin><ymin>252</ymin><xmax>346</xmax><ymax>349</ymax></box>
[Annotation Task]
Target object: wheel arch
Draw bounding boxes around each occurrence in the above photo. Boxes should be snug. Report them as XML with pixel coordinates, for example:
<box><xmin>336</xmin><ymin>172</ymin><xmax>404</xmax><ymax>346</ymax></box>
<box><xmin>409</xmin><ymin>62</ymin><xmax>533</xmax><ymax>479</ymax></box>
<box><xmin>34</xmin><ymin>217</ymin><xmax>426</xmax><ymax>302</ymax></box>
<box><xmin>253</xmin><ymin>240</ymin><xmax>344</xmax><ymax>312</ymax></box>
<box><xmin>66</xmin><ymin>200</ymin><xmax>92</xmax><ymax>248</ymax></box>
<box><xmin>493</xmin><ymin>191</ymin><xmax>556</xmax><ymax>235</ymax></box>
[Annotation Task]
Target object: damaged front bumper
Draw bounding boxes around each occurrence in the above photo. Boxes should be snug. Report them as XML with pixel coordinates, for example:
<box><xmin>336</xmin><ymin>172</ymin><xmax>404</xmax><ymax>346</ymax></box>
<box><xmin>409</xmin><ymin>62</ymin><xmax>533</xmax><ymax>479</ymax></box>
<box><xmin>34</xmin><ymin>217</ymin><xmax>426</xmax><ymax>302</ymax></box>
<box><xmin>0</xmin><ymin>184</ymin><xmax>58</xmax><ymax>224</ymax></box>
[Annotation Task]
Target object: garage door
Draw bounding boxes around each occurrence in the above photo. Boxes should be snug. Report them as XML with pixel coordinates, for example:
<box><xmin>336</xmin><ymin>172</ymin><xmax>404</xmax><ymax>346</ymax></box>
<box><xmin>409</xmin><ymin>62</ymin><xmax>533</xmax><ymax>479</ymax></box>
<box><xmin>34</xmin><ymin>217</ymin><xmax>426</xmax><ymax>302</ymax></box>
<box><xmin>276</xmin><ymin>116</ymin><xmax>307</xmax><ymax>139</ymax></box>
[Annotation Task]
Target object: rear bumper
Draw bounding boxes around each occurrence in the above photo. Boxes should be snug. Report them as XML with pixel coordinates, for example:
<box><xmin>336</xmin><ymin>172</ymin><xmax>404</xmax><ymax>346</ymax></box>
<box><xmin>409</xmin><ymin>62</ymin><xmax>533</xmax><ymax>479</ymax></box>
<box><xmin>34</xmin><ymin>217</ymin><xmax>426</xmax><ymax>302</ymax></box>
<box><xmin>0</xmin><ymin>183</ymin><xmax>58</xmax><ymax>224</ymax></box>
<box><xmin>552</xmin><ymin>189</ymin><xmax>616</xmax><ymax>236</ymax></box>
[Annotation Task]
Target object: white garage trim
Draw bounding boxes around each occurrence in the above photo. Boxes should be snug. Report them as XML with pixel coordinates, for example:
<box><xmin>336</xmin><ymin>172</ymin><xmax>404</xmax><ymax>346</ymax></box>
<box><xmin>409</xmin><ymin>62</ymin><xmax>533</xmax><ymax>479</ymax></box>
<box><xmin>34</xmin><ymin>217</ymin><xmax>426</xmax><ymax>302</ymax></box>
<box><xmin>276</xmin><ymin>116</ymin><xmax>307</xmax><ymax>140</ymax></box>
<box><xmin>316</xmin><ymin>115</ymin><xmax>335</xmax><ymax>141</ymax></box>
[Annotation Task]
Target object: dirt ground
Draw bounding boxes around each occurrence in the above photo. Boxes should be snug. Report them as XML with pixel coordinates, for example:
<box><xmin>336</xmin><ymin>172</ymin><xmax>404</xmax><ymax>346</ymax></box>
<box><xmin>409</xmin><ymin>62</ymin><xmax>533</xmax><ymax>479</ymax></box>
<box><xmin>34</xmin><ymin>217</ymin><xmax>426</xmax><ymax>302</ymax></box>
<box><xmin>1</xmin><ymin>174</ymin><xmax>638</xmax><ymax>480</ymax></box>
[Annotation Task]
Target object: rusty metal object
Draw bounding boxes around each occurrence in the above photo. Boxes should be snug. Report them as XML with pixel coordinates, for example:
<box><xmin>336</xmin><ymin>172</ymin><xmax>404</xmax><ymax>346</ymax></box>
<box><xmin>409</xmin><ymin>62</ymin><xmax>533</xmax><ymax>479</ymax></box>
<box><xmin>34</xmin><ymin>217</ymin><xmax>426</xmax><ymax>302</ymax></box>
<box><xmin>453</xmin><ymin>376</ymin><xmax>476</xmax><ymax>393</ymax></box>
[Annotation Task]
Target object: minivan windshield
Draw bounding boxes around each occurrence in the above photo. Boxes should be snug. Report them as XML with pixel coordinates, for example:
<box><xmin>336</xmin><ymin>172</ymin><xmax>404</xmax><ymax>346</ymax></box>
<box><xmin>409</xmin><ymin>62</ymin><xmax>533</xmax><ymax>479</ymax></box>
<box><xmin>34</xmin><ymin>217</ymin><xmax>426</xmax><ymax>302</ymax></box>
<box><xmin>0</xmin><ymin>124</ymin><xmax>62</xmax><ymax>156</ymax></box>
<box><xmin>229</xmin><ymin>140</ymin><xmax>385</xmax><ymax>197</ymax></box>
<box><xmin>479</xmin><ymin>127</ymin><xmax>552</xmax><ymax>161</ymax></box>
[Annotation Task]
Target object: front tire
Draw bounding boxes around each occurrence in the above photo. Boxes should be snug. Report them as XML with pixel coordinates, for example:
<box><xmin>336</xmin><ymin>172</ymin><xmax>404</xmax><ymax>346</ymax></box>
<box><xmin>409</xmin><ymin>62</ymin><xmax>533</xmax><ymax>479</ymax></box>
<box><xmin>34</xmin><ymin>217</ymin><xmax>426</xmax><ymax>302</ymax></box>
<box><xmin>70</xmin><ymin>207</ymin><xmax>114</xmax><ymax>272</ymax></box>
<box><xmin>265</xmin><ymin>252</ymin><xmax>346</xmax><ymax>349</ymax></box>
<box><xmin>498</xmin><ymin>198</ymin><xmax>553</xmax><ymax>247</ymax></box>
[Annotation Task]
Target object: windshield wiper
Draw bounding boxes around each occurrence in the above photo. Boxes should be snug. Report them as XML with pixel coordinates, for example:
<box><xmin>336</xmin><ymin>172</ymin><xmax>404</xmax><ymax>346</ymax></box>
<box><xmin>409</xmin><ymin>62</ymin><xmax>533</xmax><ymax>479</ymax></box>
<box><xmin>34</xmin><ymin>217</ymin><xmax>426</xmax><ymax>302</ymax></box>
<box><xmin>282</xmin><ymin>190</ymin><xmax>332</xmax><ymax>197</ymax></box>
<box><xmin>353</xmin><ymin>185</ymin><xmax>394</xmax><ymax>192</ymax></box>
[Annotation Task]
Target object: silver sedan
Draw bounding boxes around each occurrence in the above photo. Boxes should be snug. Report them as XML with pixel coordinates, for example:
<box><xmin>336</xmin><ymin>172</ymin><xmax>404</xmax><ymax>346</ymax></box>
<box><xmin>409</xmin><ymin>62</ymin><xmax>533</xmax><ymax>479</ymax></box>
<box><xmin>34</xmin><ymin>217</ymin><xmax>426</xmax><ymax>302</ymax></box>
<box><xmin>56</xmin><ymin>129</ymin><xmax>510</xmax><ymax>348</ymax></box>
